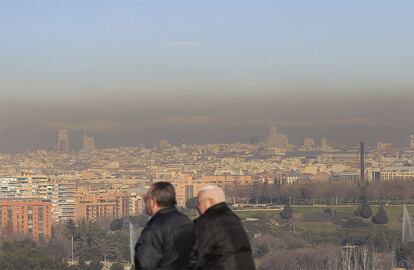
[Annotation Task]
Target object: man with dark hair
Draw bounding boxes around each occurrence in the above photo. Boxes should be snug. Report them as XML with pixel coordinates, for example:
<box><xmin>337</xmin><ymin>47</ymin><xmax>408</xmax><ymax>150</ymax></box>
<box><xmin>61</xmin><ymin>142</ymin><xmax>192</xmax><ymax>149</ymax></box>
<box><xmin>134</xmin><ymin>182</ymin><xmax>195</xmax><ymax>270</ymax></box>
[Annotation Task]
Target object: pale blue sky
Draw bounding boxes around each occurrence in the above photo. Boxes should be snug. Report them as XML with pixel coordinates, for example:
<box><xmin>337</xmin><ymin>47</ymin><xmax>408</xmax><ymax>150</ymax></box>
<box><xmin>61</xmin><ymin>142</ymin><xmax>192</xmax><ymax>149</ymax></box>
<box><xmin>1</xmin><ymin>0</ymin><xmax>414</xmax><ymax>97</ymax></box>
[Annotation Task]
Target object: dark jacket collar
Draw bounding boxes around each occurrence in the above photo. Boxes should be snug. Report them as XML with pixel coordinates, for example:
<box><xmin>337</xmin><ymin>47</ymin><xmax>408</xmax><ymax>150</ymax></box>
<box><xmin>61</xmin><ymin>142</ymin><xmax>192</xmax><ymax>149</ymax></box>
<box><xmin>150</xmin><ymin>205</ymin><xmax>177</xmax><ymax>220</ymax></box>
<box><xmin>203</xmin><ymin>202</ymin><xmax>229</xmax><ymax>216</ymax></box>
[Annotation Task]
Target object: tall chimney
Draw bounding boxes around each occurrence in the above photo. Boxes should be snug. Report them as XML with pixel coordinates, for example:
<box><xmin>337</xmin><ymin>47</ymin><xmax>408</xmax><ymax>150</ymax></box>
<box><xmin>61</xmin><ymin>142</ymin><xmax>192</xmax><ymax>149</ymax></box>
<box><xmin>360</xmin><ymin>142</ymin><xmax>365</xmax><ymax>182</ymax></box>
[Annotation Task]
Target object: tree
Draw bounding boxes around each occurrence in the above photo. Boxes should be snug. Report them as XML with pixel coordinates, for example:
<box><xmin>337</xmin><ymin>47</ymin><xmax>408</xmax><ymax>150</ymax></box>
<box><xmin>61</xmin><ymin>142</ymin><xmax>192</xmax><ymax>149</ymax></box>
<box><xmin>324</xmin><ymin>208</ymin><xmax>334</xmax><ymax>217</ymax></box>
<box><xmin>280</xmin><ymin>204</ymin><xmax>293</xmax><ymax>220</ymax></box>
<box><xmin>354</xmin><ymin>200</ymin><xmax>372</xmax><ymax>218</ymax></box>
<box><xmin>395</xmin><ymin>246</ymin><xmax>411</xmax><ymax>268</ymax></box>
<box><xmin>110</xmin><ymin>218</ymin><xmax>124</xmax><ymax>231</ymax></box>
<box><xmin>64</xmin><ymin>219</ymin><xmax>78</xmax><ymax>239</ymax></box>
<box><xmin>299</xmin><ymin>187</ymin><xmax>313</xmax><ymax>203</ymax></box>
<box><xmin>111</xmin><ymin>262</ymin><xmax>124</xmax><ymax>270</ymax></box>
<box><xmin>374</xmin><ymin>229</ymin><xmax>390</xmax><ymax>252</ymax></box>
<box><xmin>372</xmin><ymin>205</ymin><xmax>389</xmax><ymax>224</ymax></box>
<box><xmin>0</xmin><ymin>239</ymin><xmax>70</xmax><ymax>270</ymax></box>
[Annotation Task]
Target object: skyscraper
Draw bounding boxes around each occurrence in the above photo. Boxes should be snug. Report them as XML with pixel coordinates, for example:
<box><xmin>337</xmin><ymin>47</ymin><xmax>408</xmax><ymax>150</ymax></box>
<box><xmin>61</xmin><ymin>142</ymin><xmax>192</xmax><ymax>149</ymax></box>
<box><xmin>302</xmin><ymin>138</ymin><xmax>316</xmax><ymax>151</ymax></box>
<box><xmin>321</xmin><ymin>137</ymin><xmax>328</xmax><ymax>149</ymax></box>
<box><xmin>410</xmin><ymin>135</ymin><xmax>414</xmax><ymax>149</ymax></box>
<box><xmin>320</xmin><ymin>137</ymin><xmax>333</xmax><ymax>151</ymax></box>
<box><xmin>266</xmin><ymin>127</ymin><xmax>289</xmax><ymax>149</ymax></box>
<box><xmin>57</xmin><ymin>129</ymin><xmax>69</xmax><ymax>152</ymax></box>
<box><xmin>47</xmin><ymin>180</ymin><xmax>76</xmax><ymax>223</ymax></box>
<box><xmin>82</xmin><ymin>134</ymin><xmax>95</xmax><ymax>152</ymax></box>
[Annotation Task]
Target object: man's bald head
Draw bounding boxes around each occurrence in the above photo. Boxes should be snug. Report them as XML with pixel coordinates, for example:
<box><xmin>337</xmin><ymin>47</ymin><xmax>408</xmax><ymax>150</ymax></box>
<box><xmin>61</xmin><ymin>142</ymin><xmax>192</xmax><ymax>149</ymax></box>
<box><xmin>196</xmin><ymin>186</ymin><xmax>226</xmax><ymax>215</ymax></box>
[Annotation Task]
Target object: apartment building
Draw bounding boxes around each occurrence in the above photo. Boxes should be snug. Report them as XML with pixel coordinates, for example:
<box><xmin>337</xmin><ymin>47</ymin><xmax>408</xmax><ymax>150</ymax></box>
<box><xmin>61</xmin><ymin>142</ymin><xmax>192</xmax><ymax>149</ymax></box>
<box><xmin>75</xmin><ymin>190</ymin><xmax>127</xmax><ymax>223</ymax></box>
<box><xmin>0</xmin><ymin>199</ymin><xmax>52</xmax><ymax>241</ymax></box>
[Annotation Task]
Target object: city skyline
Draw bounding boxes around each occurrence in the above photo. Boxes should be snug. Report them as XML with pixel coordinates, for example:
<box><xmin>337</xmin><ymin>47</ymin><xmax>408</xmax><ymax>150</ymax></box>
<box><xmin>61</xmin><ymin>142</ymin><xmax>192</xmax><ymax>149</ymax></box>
<box><xmin>0</xmin><ymin>92</ymin><xmax>414</xmax><ymax>152</ymax></box>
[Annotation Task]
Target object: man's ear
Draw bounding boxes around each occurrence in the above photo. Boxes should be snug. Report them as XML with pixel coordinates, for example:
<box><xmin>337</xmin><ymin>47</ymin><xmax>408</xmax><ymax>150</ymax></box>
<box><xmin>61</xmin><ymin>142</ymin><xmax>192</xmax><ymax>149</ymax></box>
<box><xmin>150</xmin><ymin>197</ymin><xmax>157</xmax><ymax>208</ymax></box>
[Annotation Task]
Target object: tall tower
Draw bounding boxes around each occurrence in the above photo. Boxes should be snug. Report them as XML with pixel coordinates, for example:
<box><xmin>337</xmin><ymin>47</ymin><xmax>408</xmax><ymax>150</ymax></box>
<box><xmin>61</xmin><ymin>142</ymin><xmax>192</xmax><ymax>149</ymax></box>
<box><xmin>303</xmin><ymin>138</ymin><xmax>315</xmax><ymax>151</ymax></box>
<box><xmin>321</xmin><ymin>137</ymin><xmax>328</xmax><ymax>149</ymax></box>
<box><xmin>82</xmin><ymin>134</ymin><xmax>95</xmax><ymax>152</ymax></box>
<box><xmin>266</xmin><ymin>127</ymin><xmax>288</xmax><ymax>149</ymax></box>
<box><xmin>57</xmin><ymin>129</ymin><xmax>69</xmax><ymax>152</ymax></box>
<box><xmin>360</xmin><ymin>142</ymin><xmax>365</xmax><ymax>182</ymax></box>
<box><xmin>410</xmin><ymin>135</ymin><xmax>414</xmax><ymax>149</ymax></box>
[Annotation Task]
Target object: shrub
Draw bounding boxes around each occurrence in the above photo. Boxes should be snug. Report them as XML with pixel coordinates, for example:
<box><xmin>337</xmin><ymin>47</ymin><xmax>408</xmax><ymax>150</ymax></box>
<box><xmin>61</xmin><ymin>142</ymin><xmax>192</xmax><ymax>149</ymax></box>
<box><xmin>280</xmin><ymin>204</ymin><xmax>293</xmax><ymax>220</ymax></box>
<box><xmin>344</xmin><ymin>218</ymin><xmax>369</xmax><ymax>229</ymax></box>
<box><xmin>110</xmin><ymin>218</ymin><xmax>124</xmax><ymax>231</ymax></box>
<box><xmin>354</xmin><ymin>201</ymin><xmax>372</xmax><ymax>218</ymax></box>
<box><xmin>372</xmin><ymin>205</ymin><xmax>388</xmax><ymax>225</ymax></box>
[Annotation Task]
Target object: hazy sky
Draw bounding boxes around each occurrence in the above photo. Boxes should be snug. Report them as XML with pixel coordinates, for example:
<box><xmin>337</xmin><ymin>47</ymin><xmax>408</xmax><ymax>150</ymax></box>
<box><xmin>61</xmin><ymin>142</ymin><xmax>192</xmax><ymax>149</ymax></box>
<box><xmin>1</xmin><ymin>1</ymin><xmax>414</xmax><ymax>152</ymax></box>
<box><xmin>1</xmin><ymin>0</ymin><xmax>414</xmax><ymax>97</ymax></box>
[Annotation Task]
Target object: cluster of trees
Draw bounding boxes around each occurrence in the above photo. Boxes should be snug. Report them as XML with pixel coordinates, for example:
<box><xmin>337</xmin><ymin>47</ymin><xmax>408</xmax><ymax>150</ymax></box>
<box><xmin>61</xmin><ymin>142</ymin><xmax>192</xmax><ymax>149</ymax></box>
<box><xmin>251</xmin><ymin>232</ymin><xmax>395</xmax><ymax>270</ymax></box>
<box><xmin>0</xmin><ymin>219</ymin><xmax>134</xmax><ymax>270</ymax></box>
<box><xmin>64</xmin><ymin>219</ymin><xmax>130</xmax><ymax>262</ymax></box>
<box><xmin>0</xmin><ymin>239</ymin><xmax>69</xmax><ymax>270</ymax></box>
<box><xmin>225</xmin><ymin>180</ymin><xmax>414</xmax><ymax>205</ymax></box>
<box><xmin>395</xmin><ymin>242</ymin><xmax>414</xmax><ymax>269</ymax></box>
<box><xmin>354</xmin><ymin>201</ymin><xmax>389</xmax><ymax>224</ymax></box>
<box><xmin>250</xmin><ymin>218</ymin><xmax>410</xmax><ymax>269</ymax></box>
<box><xmin>0</xmin><ymin>239</ymin><xmax>107</xmax><ymax>270</ymax></box>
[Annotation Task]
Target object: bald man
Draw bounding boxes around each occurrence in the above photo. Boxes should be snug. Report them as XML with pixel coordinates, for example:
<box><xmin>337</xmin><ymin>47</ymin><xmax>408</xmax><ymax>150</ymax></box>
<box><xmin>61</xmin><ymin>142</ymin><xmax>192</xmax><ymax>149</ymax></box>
<box><xmin>190</xmin><ymin>186</ymin><xmax>256</xmax><ymax>270</ymax></box>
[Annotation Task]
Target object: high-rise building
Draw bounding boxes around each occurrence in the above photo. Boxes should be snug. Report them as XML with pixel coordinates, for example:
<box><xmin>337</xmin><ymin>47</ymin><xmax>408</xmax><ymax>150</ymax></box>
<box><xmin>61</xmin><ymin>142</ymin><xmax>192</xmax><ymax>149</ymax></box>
<box><xmin>410</xmin><ymin>135</ymin><xmax>414</xmax><ymax>149</ymax></box>
<box><xmin>30</xmin><ymin>175</ymin><xmax>49</xmax><ymax>199</ymax></box>
<box><xmin>266</xmin><ymin>127</ymin><xmax>289</xmax><ymax>149</ymax></box>
<box><xmin>302</xmin><ymin>138</ymin><xmax>316</xmax><ymax>151</ymax></box>
<box><xmin>57</xmin><ymin>129</ymin><xmax>69</xmax><ymax>152</ymax></box>
<box><xmin>82</xmin><ymin>134</ymin><xmax>95</xmax><ymax>152</ymax></box>
<box><xmin>0</xmin><ymin>178</ymin><xmax>18</xmax><ymax>198</ymax></box>
<box><xmin>320</xmin><ymin>137</ymin><xmax>334</xmax><ymax>151</ymax></box>
<box><xmin>0</xmin><ymin>175</ymin><xmax>48</xmax><ymax>199</ymax></box>
<box><xmin>321</xmin><ymin>137</ymin><xmax>328</xmax><ymax>148</ymax></box>
<box><xmin>0</xmin><ymin>199</ymin><xmax>52</xmax><ymax>241</ymax></box>
<box><xmin>47</xmin><ymin>180</ymin><xmax>76</xmax><ymax>223</ymax></box>
<box><xmin>127</xmin><ymin>190</ymin><xmax>145</xmax><ymax>216</ymax></box>
<box><xmin>75</xmin><ymin>191</ymin><xmax>127</xmax><ymax>223</ymax></box>
<box><xmin>378</xmin><ymin>142</ymin><xmax>401</xmax><ymax>158</ymax></box>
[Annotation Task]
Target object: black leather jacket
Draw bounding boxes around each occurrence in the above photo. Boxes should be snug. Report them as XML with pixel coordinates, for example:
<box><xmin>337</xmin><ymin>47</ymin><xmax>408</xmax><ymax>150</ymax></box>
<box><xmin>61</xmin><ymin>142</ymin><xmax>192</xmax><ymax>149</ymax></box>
<box><xmin>190</xmin><ymin>202</ymin><xmax>256</xmax><ymax>270</ymax></box>
<box><xmin>134</xmin><ymin>206</ymin><xmax>195</xmax><ymax>270</ymax></box>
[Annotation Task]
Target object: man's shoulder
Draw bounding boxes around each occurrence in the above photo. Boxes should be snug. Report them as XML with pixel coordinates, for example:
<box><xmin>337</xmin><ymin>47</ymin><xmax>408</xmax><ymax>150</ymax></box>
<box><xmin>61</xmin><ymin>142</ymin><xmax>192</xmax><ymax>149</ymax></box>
<box><xmin>151</xmin><ymin>207</ymin><xmax>192</xmax><ymax>227</ymax></box>
<box><xmin>198</xmin><ymin>203</ymin><xmax>239</xmax><ymax>225</ymax></box>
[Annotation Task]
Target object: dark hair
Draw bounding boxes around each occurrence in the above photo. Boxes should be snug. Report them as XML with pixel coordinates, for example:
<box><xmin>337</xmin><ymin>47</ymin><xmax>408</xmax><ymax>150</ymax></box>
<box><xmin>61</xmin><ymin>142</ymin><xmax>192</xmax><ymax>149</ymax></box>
<box><xmin>148</xmin><ymin>182</ymin><xmax>177</xmax><ymax>207</ymax></box>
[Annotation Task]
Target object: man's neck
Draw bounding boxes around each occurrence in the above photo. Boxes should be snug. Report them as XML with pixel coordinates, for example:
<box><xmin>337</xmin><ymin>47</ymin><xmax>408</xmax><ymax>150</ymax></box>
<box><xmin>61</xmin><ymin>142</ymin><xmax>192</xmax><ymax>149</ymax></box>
<box><xmin>151</xmin><ymin>205</ymin><xmax>174</xmax><ymax>217</ymax></box>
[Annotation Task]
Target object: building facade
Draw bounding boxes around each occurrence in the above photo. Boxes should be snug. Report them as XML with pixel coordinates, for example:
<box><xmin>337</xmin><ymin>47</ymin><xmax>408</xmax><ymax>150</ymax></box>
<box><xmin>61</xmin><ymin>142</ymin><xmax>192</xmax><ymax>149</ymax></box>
<box><xmin>57</xmin><ymin>129</ymin><xmax>69</xmax><ymax>152</ymax></box>
<box><xmin>82</xmin><ymin>134</ymin><xmax>96</xmax><ymax>152</ymax></box>
<box><xmin>75</xmin><ymin>191</ymin><xmax>127</xmax><ymax>223</ymax></box>
<box><xmin>47</xmin><ymin>180</ymin><xmax>76</xmax><ymax>223</ymax></box>
<box><xmin>0</xmin><ymin>199</ymin><xmax>52</xmax><ymax>241</ymax></box>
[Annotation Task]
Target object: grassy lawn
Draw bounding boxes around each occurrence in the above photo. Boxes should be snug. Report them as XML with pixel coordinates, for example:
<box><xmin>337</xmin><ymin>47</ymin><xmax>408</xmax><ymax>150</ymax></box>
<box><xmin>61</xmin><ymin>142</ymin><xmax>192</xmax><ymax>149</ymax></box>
<box><xmin>235</xmin><ymin>205</ymin><xmax>414</xmax><ymax>233</ymax></box>
<box><xmin>236</xmin><ymin>210</ymin><xmax>280</xmax><ymax>220</ymax></box>
<box><xmin>295</xmin><ymin>221</ymin><xmax>338</xmax><ymax>233</ymax></box>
